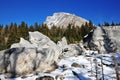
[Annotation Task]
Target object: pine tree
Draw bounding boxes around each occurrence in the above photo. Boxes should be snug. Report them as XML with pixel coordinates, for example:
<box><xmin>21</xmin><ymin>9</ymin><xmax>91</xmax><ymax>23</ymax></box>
<box><xmin>29</xmin><ymin>25</ymin><xmax>35</xmax><ymax>31</ymax></box>
<box><xmin>98</xmin><ymin>23</ymin><xmax>101</xmax><ymax>27</ymax></box>
<box><xmin>104</xmin><ymin>22</ymin><xmax>110</xmax><ymax>26</ymax></box>
<box><xmin>81</xmin><ymin>24</ymin><xmax>88</xmax><ymax>38</ymax></box>
<box><xmin>0</xmin><ymin>24</ymin><xmax>4</xmax><ymax>50</ymax></box>
<box><xmin>40</xmin><ymin>24</ymin><xmax>50</xmax><ymax>37</ymax></box>
<box><xmin>88</xmin><ymin>20</ymin><xmax>95</xmax><ymax>31</ymax></box>
<box><xmin>111</xmin><ymin>21</ymin><xmax>115</xmax><ymax>26</ymax></box>
<box><xmin>20</xmin><ymin>21</ymin><xmax>29</xmax><ymax>39</ymax></box>
<box><xmin>34</xmin><ymin>22</ymin><xmax>40</xmax><ymax>31</ymax></box>
<box><xmin>0</xmin><ymin>24</ymin><xmax>3</xmax><ymax>35</ymax></box>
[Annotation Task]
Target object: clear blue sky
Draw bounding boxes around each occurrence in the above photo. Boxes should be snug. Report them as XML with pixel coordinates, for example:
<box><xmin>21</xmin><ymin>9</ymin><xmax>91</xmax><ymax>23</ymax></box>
<box><xmin>0</xmin><ymin>0</ymin><xmax>120</xmax><ymax>26</ymax></box>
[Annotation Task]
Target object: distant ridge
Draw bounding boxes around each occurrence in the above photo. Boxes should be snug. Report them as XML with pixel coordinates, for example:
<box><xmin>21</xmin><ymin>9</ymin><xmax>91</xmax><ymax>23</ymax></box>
<box><xmin>44</xmin><ymin>12</ymin><xmax>88</xmax><ymax>29</ymax></box>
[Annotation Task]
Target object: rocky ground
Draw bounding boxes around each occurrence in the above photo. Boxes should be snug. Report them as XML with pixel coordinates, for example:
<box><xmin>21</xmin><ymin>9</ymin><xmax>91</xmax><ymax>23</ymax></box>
<box><xmin>0</xmin><ymin>51</ymin><xmax>120</xmax><ymax>80</ymax></box>
<box><xmin>0</xmin><ymin>26</ymin><xmax>120</xmax><ymax>80</ymax></box>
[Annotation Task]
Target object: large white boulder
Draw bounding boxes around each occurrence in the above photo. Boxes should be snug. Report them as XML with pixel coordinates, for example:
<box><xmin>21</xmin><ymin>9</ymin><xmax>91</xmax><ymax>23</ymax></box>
<box><xmin>29</xmin><ymin>31</ymin><xmax>63</xmax><ymax>62</ymax></box>
<box><xmin>29</xmin><ymin>31</ymin><xmax>55</xmax><ymax>48</ymax></box>
<box><xmin>11</xmin><ymin>38</ymin><xmax>36</xmax><ymax>48</ymax></box>
<box><xmin>57</xmin><ymin>37</ymin><xmax>82</xmax><ymax>58</ymax></box>
<box><xmin>57</xmin><ymin>37</ymin><xmax>67</xmax><ymax>48</ymax></box>
<box><xmin>60</xmin><ymin>44</ymin><xmax>82</xmax><ymax>58</ymax></box>
<box><xmin>0</xmin><ymin>48</ymin><xmax>58</xmax><ymax>77</ymax></box>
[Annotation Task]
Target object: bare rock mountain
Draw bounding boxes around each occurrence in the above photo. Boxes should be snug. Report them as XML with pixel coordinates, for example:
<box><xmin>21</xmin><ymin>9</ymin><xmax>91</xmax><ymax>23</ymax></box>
<box><xmin>44</xmin><ymin>12</ymin><xmax>88</xmax><ymax>29</ymax></box>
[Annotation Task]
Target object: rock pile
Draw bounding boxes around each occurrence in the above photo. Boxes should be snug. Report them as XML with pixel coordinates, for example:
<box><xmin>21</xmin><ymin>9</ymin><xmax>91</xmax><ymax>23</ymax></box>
<box><xmin>0</xmin><ymin>31</ymin><xmax>82</xmax><ymax>77</ymax></box>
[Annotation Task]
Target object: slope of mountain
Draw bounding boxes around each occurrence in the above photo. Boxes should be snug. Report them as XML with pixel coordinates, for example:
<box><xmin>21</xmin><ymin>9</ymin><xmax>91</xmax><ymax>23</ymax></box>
<box><xmin>84</xmin><ymin>26</ymin><xmax>120</xmax><ymax>53</ymax></box>
<box><xmin>44</xmin><ymin>12</ymin><xmax>88</xmax><ymax>29</ymax></box>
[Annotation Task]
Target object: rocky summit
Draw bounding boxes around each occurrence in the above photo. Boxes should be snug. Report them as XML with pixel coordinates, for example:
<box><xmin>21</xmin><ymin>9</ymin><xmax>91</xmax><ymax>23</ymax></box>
<box><xmin>44</xmin><ymin>12</ymin><xmax>88</xmax><ymax>29</ymax></box>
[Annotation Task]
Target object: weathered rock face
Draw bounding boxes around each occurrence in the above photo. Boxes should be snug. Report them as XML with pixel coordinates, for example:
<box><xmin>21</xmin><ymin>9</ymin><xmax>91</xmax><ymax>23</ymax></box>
<box><xmin>8</xmin><ymin>48</ymin><xmax>37</xmax><ymax>74</ymax></box>
<box><xmin>0</xmin><ymin>32</ymin><xmax>58</xmax><ymax>77</ymax></box>
<box><xmin>88</xmin><ymin>27</ymin><xmax>106</xmax><ymax>52</ymax></box>
<box><xmin>0</xmin><ymin>31</ymin><xmax>82</xmax><ymax>77</ymax></box>
<box><xmin>87</xmin><ymin>26</ymin><xmax>120</xmax><ymax>53</ymax></box>
<box><xmin>0</xmin><ymin>48</ymin><xmax>58</xmax><ymax>77</ymax></box>
<box><xmin>103</xmin><ymin>26</ymin><xmax>120</xmax><ymax>52</ymax></box>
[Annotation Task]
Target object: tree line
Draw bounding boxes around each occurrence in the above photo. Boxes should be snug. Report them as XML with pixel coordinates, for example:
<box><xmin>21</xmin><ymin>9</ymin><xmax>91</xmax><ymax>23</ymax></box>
<box><xmin>0</xmin><ymin>21</ymin><xmax>95</xmax><ymax>50</ymax></box>
<box><xmin>98</xmin><ymin>21</ymin><xmax>120</xmax><ymax>26</ymax></box>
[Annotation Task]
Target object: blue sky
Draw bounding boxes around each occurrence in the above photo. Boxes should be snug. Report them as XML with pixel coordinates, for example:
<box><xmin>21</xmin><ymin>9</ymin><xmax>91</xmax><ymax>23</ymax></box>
<box><xmin>0</xmin><ymin>0</ymin><xmax>120</xmax><ymax>26</ymax></box>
